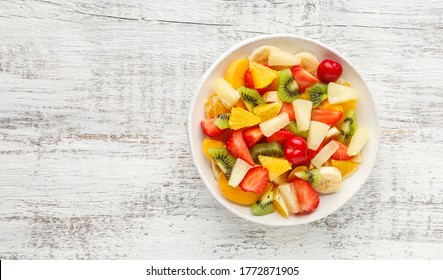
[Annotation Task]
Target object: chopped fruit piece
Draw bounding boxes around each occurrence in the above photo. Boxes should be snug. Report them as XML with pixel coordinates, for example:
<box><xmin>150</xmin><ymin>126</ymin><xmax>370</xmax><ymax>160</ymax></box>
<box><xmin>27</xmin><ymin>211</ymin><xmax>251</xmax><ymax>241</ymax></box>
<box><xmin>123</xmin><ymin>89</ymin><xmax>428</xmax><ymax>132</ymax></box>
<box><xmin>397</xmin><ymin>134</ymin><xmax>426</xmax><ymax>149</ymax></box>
<box><xmin>248</xmin><ymin>45</ymin><xmax>280</xmax><ymax>64</ymax></box>
<box><xmin>266</xmin><ymin>129</ymin><xmax>295</xmax><ymax>145</ymax></box>
<box><xmin>202</xmin><ymin>139</ymin><xmax>225</xmax><ymax>162</ymax></box>
<box><xmin>214</xmin><ymin>113</ymin><xmax>230</xmax><ymax>129</ymax></box>
<box><xmin>251</xmin><ymin>188</ymin><xmax>274</xmax><ymax>216</ymax></box>
<box><xmin>338</xmin><ymin>110</ymin><xmax>358</xmax><ymax>145</ymax></box>
<box><xmin>224</xmin><ymin>58</ymin><xmax>249</xmax><ymax>89</ymax></box>
<box><xmin>307</xmin><ymin>121</ymin><xmax>330</xmax><ymax>150</ymax></box>
<box><xmin>347</xmin><ymin>127</ymin><xmax>370</xmax><ymax>156</ymax></box>
<box><xmin>290</xmin><ymin>65</ymin><xmax>320</xmax><ymax>92</ymax></box>
<box><xmin>250</xmin><ymin>61</ymin><xmax>278</xmax><ymax>89</ymax></box>
<box><xmin>331</xmin><ymin>141</ymin><xmax>353</xmax><ymax>160</ymax></box>
<box><xmin>314</xmin><ymin>166</ymin><xmax>342</xmax><ymax>193</ymax></box>
<box><xmin>212</xmin><ymin>78</ymin><xmax>241</xmax><ymax>108</ymax></box>
<box><xmin>317</xmin><ymin>59</ymin><xmax>343</xmax><ymax>83</ymax></box>
<box><xmin>267</xmin><ymin>74</ymin><xmax>280</xmax><ymax>91</ymax></box>
<box><xmin>268</xmin><ymin>50</ymin><xmax>301</xmax><ymax>66</ymax></box>
<box><xmin>244</xmin><ymin>68</ymin><xmax>254</xmax><ymax>89</ymax></box>
<box><xmin>253</xmin><ymin>102</ymin><xmax>282</xmax><ymax>122</ymax></box>
<box><xmin>210</xmin><ymin>161</ymin><xmax>221</xmax><ymax>180</ymax></box>
<box><xmin>242</xmin><ymin>126</ymin><xmax>264</xmax><ymax>148</ymax></box>
<box><xmin>239</xmin><ymin>166</ymin><xmax>269</xmax><ymax>194</ymax></box>
<box><xmin>273</xmin><ymin>188</ymin><xmax>290</xmax><ymax>218</ymax></box>
<box><xmin>279</xmin><ymin>103</ymin><xmax>296</xmax><ymax>121</ymax></box>
<box><xmin>204</xmin><ymin>93</ymin><xmax>230</xmax><ymax>118</ymax></box>
<box><xmin>284</xmin><ymin>136</ymin><xmax>308</xmax><ymax>165</ymax></box>
<box><xmin>327</xmin><ymin>82</ymin><xmax>358</xmax><ymax>104</ymax></box>
<box><xmin>293</xmin><ymin>180</ymin><xmax>320</xmax><ymax>213</ymax></box>
<box><xmin>305</xmin><ymin>83</ymin><xmax>328</xmax><ymax>108</ymax></box>
<box><xmin>237</xmin><ymin>86</ymin><xmax>265</xmax><ymax>112</ymax></box>
<box><xmin>286</xmin><ymin>121</ymin><xmax>308</xmax><ymax>139</ymax></box>
<box><xmin>226</xmin><ymin>130</ymin><xmax>255</xmax><ymax>166</ymax></box>
<box><xmin>307</xmin><ymin>140</ymin><xmax>326</xmax><ymax>162</ymax></box>
<box><xmin>263</xmin><ymin>91</ymin><xmax>280</xmax><ymax>103</ymax></box>
<box><xmin>311</xmin><ymin>140</ymin><xmax>340</xmax><ymax>168</ymax></box>
<box><xmin>272</xmin><ymin>171</ymin><xmax>290</xmax><ymax>185</ymax></box>
<box><xmin>319</xmin><ymin>100</ymin><xmax>344</xmax><ymax>113</ymax></box>
<box><xmin>292</xmin><ymin>99</ymin><xmax>313</xmax><ymax>131</ymax></box>
<box><xmin>229</xmin><ymin>107</ymin><xmax>261</xmax><ymax>130</ymax></box>
<box><xmin>288</xmin><ymin>166</ymin><xmax>308</xmax><ymax>182</ymax></box>
<box><xmin>295</xmin><ymin>51</ymin><xmax>320</xmax><ymax>75</ymax></box>
<box><xmin>331</xmin><ymin>160</ymin><xmax>359</xmax><ymax>179</ymax></box>
<box><xmin>219</xmin><ymin>173</ymin><xmax>264</xmax><ymax>205</ymax></box>
<box><xmin>258</xmin><ymin>155</ymin><xmax>292</xmax><ymax>181</ymax></box>
<box><xmin>326</xmin><ymin>127</ymin><xmax>340</xmax><ymax>139</ymax></box>
<box><xmin>311</xmin><ymin>109</ymin><xmax>344</xmax><ymax>126</ymax></box>
<box><xmin>341</xmin><ymin>100</ymin><xmax>357</xmax><ymax>113</ymax></box>
<box><xmin>259</xmin><ymin>112</ymin><xmax>290</xmax><ymax>137</ymax></box>
<box><xmin>294</xmin><ymin>169</ymin><xmax>322</xmax><ymax>188</ymax></box>
<box><xmin>201</xmin><ymin>118</ymin><xmax>224</xmax><ymax>137</ymax></box>
<box><xmin>208</xmin><ymin>148</ymin><xmax>236</xmax><ymax>179</ymax></box>
<box><xmin>250</xmin><ymin>142</ymin><xmax>284</xmax><ymax>163</ymax></box>
<box><xmin>278</xmin><ymin>183</ymin><xmax>300</xmax><ymax>214</ymax></box>
<box><xmin>228</xmin><ymin>158</ymin><xmax>254</xmax><ymax>187</ymax></box>
<box><xmin>233</xmin><ymin>98</ymin><xmax>248</xmax><ymax>110</ymax></box>
<box><xmin>278</xmin><ymin>69</ymin><xmax>300</xmax><ymax>102</ymax></box>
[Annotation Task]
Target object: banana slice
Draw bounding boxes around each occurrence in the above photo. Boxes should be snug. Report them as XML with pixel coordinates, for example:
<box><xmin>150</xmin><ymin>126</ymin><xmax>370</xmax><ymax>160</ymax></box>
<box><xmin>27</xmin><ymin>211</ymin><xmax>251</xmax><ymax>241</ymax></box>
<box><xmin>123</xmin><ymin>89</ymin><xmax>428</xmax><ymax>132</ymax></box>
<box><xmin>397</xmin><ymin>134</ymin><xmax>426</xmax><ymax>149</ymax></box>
<box><xmin>295</xmin><ymin>51</ymin><xmax>320</xmax><ymax>75</ymax></box>
<box><xmin>314</xmin><ymin>166</ymin><xmax>342</xmax><ymax>194</ymax></box>
<box><xmin>248</xmin><ymin>45</ymin><xmax>280</xmax><ymax>64</ymax></box>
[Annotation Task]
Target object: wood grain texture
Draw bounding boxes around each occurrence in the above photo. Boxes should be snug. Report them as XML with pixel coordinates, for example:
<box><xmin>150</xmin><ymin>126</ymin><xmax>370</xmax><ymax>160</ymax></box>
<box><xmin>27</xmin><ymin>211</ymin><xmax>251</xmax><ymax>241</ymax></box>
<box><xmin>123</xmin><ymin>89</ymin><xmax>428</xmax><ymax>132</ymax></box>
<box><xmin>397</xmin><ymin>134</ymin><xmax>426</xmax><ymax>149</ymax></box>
<box><xmin>0</xmin><ymin>0</ymin><xmax>442</xmax><ymax>259</ymax></box>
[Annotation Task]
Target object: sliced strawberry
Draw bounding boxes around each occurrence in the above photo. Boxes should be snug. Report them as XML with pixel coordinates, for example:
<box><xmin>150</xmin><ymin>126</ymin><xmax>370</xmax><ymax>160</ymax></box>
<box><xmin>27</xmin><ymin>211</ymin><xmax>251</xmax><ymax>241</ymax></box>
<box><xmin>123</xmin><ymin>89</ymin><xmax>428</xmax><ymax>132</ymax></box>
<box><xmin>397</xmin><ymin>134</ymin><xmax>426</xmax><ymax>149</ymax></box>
<box><xmin>244</xmin><ymin>68</ymin><xmax>269</xmax><ymax>94</ymax></box>
<box><xmin>311</xmin><ymin>109</ymin><xmax>343</xmax><ymax>126</ymax></box>
<box><xmin>279</xmin><ymin>102</ymin><xmax>295</xmax><ymax>121</ymax></box>
<box><xmin>331</xmin><ymin>140</ymin><xmax>353</xmax><ymax>160</ymax></box>
<box><xmin>239</xmin><ymin>166</ymin><xmax>269</xmax><ymax>194</ymax></box>
<box><xmin>226</xmin><ymin>130</ymin><xmax>255</xmax><ymax>166</ymax></box>
<box><xmin>290</xmin><ymin>65</ymin><xmax>320</xmax><ymax>92</ymax></box>
<box><xmin>266</xmin><ymin>129</ymin><xmax>295</xmax><ymax>145</ymax></box>
<box><xmin>242</xmin><ymin>126</ymin><xmax>264</xmax><ymax>148</ymax></box>
<box><xmin>292</xmin><ymin>180</ymin><xmax>319</xmax><ymax>213</ymax></box>
<box><xmin>201</xmin><ymin>118</ymin><xmax>224</xmax><ymax>137</ymax></box>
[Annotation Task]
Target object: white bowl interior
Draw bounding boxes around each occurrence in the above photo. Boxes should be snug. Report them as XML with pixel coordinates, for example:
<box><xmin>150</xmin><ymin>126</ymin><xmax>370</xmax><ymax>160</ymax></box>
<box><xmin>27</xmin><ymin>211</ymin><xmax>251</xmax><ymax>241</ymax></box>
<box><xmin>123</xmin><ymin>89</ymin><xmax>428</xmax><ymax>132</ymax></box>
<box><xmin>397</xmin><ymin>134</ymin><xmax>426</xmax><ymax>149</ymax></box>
<box><xmin>188</xmin><ymin>35</ymin><xmax>379</xmax><ymax>226</ymax></box>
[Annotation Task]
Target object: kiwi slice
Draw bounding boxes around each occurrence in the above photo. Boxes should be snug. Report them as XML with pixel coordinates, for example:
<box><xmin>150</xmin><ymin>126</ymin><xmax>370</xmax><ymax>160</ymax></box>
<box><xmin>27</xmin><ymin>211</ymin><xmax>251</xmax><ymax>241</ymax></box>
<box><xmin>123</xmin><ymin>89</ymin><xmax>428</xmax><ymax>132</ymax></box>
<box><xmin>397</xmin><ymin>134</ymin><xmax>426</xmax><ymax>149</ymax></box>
<box><xmin>338</xmin><ymin>110</ymin><xmax>357</xmax><ymax>145</ymax></box>
<box><xmin>214</xmin><ymin>113</ymin><xmax>230</xmax><ymax>129</ymax></box>
<box><xmin>305</xmin><ymin>83</ymin><xmax>328</xmax><ymax>108</ymax></box>
<box><xmin>250</xmin><ymin>142</ymin><xmax>284</xmax><ymax>164</ymax></box>
<box><xmin>207</xmin><ymin>148</ymin><xmax>236</xmax><ymax>179</ymax></box>
<box><xmin>286</xmin><ymin>121</ymin><xmax>308</xmax><ymax>139</ymax></box>
<box><xmin>294</xmin><ymin>169</ymin><xmax>322</xmax><ymax>188</ymax></box>
<box><xmin>251</xmin><ymin>188</ymin><xmax>274</xmax><ymax>216</ymax></box>
<box><xmin>237</xmin><ymin>86</ymin><xmax>265</xmax><ymax>112</ymax></box>
<box><xmin>278</xmin><ymin>69</ymin><xmax>300</xmax><ymax>102</ymax></box>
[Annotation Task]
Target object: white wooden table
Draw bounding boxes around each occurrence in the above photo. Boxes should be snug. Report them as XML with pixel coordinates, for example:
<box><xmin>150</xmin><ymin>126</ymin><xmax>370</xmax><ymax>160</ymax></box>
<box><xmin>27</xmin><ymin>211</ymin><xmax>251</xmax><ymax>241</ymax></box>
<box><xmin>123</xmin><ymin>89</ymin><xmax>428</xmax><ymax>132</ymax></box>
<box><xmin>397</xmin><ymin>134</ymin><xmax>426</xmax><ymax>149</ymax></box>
<box><xmin>1</xmin><ymin>0</ymin><xmax>442</xmax><ymax>259</ymax></box>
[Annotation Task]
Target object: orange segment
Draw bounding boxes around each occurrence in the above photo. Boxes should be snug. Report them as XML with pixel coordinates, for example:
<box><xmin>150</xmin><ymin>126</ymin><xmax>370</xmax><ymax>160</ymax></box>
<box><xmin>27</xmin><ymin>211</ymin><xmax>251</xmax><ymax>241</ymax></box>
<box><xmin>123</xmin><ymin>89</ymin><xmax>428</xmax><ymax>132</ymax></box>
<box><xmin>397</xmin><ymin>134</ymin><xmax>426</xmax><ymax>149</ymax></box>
<box><xmin>258</xmin><ymin>155</ymin><xmax>292</xmax><ymax>181</ymax></box>
<box><xmin>202</xmin><ymin>139</ymin><xmax>225</xmax><ymax>163</ymax></box>
<box><xmin>331</xmin><ymin>159</ymin><xmax>359</xmax><ymax>179</ymax></box>
<box><xmin>288</xmin><ymin>166</ymin><xmax>308</xmax><ymax>182</ymax></box>
<box><xmin>319</xmin><ymin>100</ymin><xmax>344</xmax><ymax>113</ymax></box>
<box><xmin>341</xmin><ymin>100</ymin><xmax>357</xmax><ymax>113</ymax></box>
<box><xmin>218</xmin><ymin>173</ymin><xmax>268</xmax><ymax>205</ymax></box>
<box><xmin>233</xmin><ymin>98</ymin><xmax>248</xmax><ymax>110</ymax></box>
<box><xmin>204</xmin><ymin>93</ymin><xmax>230</xmax><ymax>119</ymax></box>
<box><xmin>273</xmin><ymin>188</ymin><xmax>289</xmax><ymax>218</ymax></box>
<box><xmin>228</xmin><ymin>107</ymin><xmax>261</xmax><ymax>130</ymax></box>
<box><xmin>266</xmin><ymin>74</ymin><xmax>280</xmax><ymax>91</ymax></box>
<box><xmin>249</xmin><ymin>61</ymin><xmax>278</xmax><ymax>89</ymax></box>
<box><xmin>224</xmin><ymin>58</ymin><xmax>249</xmax><ymax>89</ymax></box>
<box><xmin>253</xmin><ymin>102</ymin><xmax>282</xmax><ymax>122</ymax></box>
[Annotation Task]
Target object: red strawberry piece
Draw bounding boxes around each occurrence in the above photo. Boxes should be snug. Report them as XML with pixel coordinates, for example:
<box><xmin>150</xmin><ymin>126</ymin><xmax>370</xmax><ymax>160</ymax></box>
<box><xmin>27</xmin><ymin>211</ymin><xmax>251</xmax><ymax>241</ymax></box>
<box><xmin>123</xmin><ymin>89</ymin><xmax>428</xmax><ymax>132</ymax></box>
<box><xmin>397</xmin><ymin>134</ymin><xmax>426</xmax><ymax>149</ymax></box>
<box><xmin>279</xmin><ymin>102</ymin><xmax>295</xmax><ymax>121</ymax></box>
<box><xmin>242</xmin><ymin>126</ymin><xmax>264</xmax><ymax>148</ymax></box>
<box><xmin>290</xmin><ymin>65</ymin><xmax>320</xmax><ymax>92</ymax></box>
<box><xmin>201</xmin><ymin>118</ymin><xmax>224</xmax><ymax>137</ymax></box>
<box><xmin>266</xmin><ymin>129</ymin><xmax>295</xmax><ymax>145</ymax></box>
<box><xmin>244</xmin><ymin>68</ymin><xmax>269</xmax><ymax>95</ymax></box>
<box><xmin>292</xmin><ymin>180</ymin><xmax>319</xmax><ymax>213</ymax></box>
<box><xmin>311</xmin><ymin>109</ymin><xmax>344</xmax><ymax>126</ymax></box>
<box><xmin>226</xmin><ymin>130</ymin><xmax>255</xmax><ymax>166</ymax></box>
<box><xmin>331</xmin><ymin>140</ymin><xmax>353</xmax><ymax>160</ymax></box>
<box><xmin>239</xmin><ymin>166</ymin><xmax>269</xmax><ymax>194</ymax></box>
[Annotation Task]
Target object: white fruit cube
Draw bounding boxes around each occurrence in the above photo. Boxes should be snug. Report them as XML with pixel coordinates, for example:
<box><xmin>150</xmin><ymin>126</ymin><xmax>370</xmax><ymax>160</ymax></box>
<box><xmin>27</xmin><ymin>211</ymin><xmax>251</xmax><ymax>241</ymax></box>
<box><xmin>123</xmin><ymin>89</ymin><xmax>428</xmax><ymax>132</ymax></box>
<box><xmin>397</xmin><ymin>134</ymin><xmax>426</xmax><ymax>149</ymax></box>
<box><xmin>327</xmin><ymin>82</ymin><xmax>358</xmax><ymax>104</ymax></box>
<box><xmin>268</xmin><ymin>50</ymin><xmax>301</xmax><ymax>67</ymax></box>
<box><xmin>228</xmin><ymin>158</ymin><xmax>253</xmax><ymax>187</ymax></box>
<box><xmin>311</xmin><ymin>140</ymin><xmax>340</xmax><ymax>169</ymax></box>
<box><xmin>307</xmin><ymin>121</ymin><xmax>330</xmax><ymax>150</ymax></box>
<box><xmin>259</xmin><ymin>112</ymin><xmax>290</xmax><ymax>137</ymax></box>
<box><xmin>262</xmin><ymin>91</ymin><xmax>280</xmax><ymax>103</ymax></box>
<box><xmin>347</xmin><ymin>127</ymin><xmax>370</xmax><ymax>156</ymax></box>
<box><xmin>212</xmin><ymin>78</ymin><xmax>240</xmax><ymax>108</ymax></box>
<box><xmin>326</xmin><ymin>127</ymin><xmax>340</xmax><ymax>139</ymax></box>
<box><xmin>278</xmin><ymin>183</ymin><xmax>300</xmax><ymax>214</ymax></box>
<box><xmin>292</xmin><ymin>99</ymin><xmax>313</xmax><ymax>131</ymax></box>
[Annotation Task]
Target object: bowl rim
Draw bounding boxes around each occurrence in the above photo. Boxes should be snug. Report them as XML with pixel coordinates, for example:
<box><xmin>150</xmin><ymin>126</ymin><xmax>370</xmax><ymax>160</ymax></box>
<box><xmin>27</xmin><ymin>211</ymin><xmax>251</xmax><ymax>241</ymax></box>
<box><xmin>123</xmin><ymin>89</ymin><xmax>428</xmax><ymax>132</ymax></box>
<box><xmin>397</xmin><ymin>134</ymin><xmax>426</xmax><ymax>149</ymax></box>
<box><xmin>187</xmin><ymin>34</ymin><xmax>380</xmax><ymax>226</ymax></box>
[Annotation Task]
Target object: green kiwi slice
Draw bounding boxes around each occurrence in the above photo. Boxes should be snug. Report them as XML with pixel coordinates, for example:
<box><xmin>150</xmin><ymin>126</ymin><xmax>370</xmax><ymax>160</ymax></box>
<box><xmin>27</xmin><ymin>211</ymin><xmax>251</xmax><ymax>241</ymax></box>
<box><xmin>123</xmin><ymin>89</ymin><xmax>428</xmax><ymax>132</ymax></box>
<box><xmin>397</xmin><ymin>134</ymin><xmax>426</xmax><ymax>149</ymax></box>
<box><xmin>237</xmin><ymin>86</ymin><xmax>265</xmax><ymax>112</ymax></box>
<box><xmin>214</xmin><ymin>113</ymin><xmax>230</xmax><ymax>129</ymax></box>
<box><xmin>251</xmin><ymin>188</ymin><xmax>274</xmax><ymax>216</ymax></box>
<box><xmin>294</xmin><ymin>169</ymin><xmax>322</xmax><ymax>188</ymax></box>
<box><xmin>207</xmin><ymin>148</ymin><xmax>236</xmax><ymax>179</ymax></box>
<box><xmin>278</xmin><ymin>69</ymin><xmax>300</xmax><ymax>102</ymax></box>
<box><xmin>338</xmin><ymin>110</ymin><xmax>358</xmax><ymax>145</ymax></box>
<box><xmin>286</xmin><ymin>121</ymin><xmax>308</xmax><ymax>139</ymax></box>
<box><xmin>305</xmin><ymin>83</ymin><xmax>328</xmax><ymax>108</ymax></box>
<box><xmin>250</xmin><ymin>142</ymin><xmax>284</xmax><ymax>164</ymax></box>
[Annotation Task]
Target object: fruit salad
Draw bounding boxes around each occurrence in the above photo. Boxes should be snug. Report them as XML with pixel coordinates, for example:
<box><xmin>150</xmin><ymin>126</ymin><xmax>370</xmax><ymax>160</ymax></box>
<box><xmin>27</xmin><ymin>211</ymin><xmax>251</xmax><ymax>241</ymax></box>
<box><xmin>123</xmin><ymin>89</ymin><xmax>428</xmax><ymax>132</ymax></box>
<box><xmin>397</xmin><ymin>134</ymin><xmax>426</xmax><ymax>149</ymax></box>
<box><xmin>201</xmin><ymin>45</ymin><xmax>370</xmax><ymax>218</ymax></box>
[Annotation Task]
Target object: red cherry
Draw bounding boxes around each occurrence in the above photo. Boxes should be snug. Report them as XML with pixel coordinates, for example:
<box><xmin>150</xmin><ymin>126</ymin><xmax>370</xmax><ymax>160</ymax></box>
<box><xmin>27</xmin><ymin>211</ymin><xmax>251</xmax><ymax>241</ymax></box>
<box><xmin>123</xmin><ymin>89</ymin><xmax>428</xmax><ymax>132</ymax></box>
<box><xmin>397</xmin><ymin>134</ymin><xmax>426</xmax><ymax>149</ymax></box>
<box><xmin>317</xmin><ymin>59</ymin><xmax>343</xmax><ymax>83</ymax></box>
<box><xmin>284</xmin><ymin>136</ymin><xmax>308</xmax><ymax>165</ymax></box>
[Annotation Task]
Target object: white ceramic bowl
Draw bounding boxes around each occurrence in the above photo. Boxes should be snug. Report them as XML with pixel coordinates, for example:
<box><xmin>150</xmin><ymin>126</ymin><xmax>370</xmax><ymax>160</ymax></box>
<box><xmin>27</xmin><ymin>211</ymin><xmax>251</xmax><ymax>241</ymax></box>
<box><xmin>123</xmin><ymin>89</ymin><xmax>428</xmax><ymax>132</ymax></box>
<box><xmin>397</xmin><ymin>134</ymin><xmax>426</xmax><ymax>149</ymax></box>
<box><xmin>187</xmin><ymin>34</ymin><xmax>379</xmax><ymax>226</ymax></box>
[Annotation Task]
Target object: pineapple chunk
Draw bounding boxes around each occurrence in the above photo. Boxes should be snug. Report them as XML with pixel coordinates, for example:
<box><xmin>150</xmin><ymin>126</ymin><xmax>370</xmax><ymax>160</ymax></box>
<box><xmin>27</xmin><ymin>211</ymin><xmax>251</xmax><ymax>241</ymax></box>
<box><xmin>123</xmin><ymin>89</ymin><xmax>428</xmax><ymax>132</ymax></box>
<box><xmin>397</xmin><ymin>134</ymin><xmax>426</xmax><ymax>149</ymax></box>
<box><xmin>259</xmin><ymin>112</ymin><xmax>290</xmax><ymax>137</ymax></box>
<box><xmin>307</xmin><ymin>121</ymin><xmax>330</xmax><ymax>150</ymax></box>
<box><xmin>292</xmin><ymin>99</ymin><xmax>313</xmax><ymax>131</ymax></box>
<box><xmin>327</xmin><ymin>82</ymin><xmax>358</xmax><ymax>104</ymax></box>
<box><xmin>347</xmin><ymin>127</ymin><xmax>370</xmax><ymax>156</ymax></box>
<box><xmin>212</xmin><ymin>78</ymin><xmax>240</xmax><ymax>108</ymax></box>
<box><xmin>228</xmin><ymin>158</ymin><xmax>253</xmax><ymax>187</ymax></box>
<box><xmin>311</xmin><ymin>140</ymin><xmax>340</xmax><ymax>168</ymax></box>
